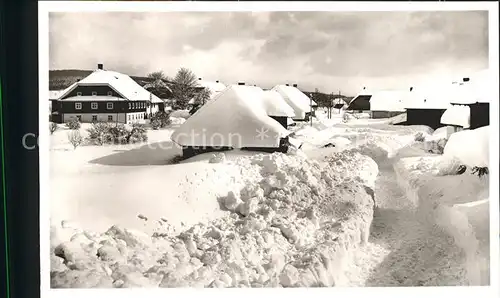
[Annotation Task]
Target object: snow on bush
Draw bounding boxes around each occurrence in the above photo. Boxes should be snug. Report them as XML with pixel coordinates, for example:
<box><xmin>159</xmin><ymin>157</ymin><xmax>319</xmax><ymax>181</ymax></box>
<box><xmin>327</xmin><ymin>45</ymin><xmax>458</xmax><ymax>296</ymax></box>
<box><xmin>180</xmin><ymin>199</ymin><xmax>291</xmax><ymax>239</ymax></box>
<box><xmin>51</xmin><ymin>151</ymin><xmax>377</xmax><ymax>288</ymax></box>
<box><xmin>209</xmin><ymin>153</ymin><xmax>226</xmax><ymax>164</ymax></box>
<box><xmin>66</xmin><ymin>118</ymin><xmax>81</xmax><ymax>130</ymax></box>
<box><xmin>170</xmin><ymin>117</ymin><xmax>186</xmax><ymax>125</ymax></box>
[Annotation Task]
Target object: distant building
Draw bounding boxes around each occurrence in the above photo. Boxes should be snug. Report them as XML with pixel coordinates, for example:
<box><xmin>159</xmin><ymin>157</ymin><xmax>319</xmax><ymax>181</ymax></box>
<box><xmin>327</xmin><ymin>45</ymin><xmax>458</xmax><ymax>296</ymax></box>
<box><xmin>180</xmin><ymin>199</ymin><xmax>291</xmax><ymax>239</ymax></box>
<box><xmin>271</xmin><ymin>84</ymin><xmax>317</xmax><ymax>121</ymax></box>
<box><xmin>50</xmin><ymin>64</ymin><xmax>163</xmax><ymax>124</ymax></box>
<box><xmin>346</xmin><ymin>87</ymin><xmax>371</xmax><ymax>112</ymax></box>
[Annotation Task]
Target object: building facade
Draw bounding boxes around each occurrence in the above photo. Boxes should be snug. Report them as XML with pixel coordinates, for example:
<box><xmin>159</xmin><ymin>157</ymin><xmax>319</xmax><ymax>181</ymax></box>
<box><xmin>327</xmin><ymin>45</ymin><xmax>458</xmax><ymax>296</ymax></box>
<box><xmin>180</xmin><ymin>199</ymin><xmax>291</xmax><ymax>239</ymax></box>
<box><xmin>51</xmin><ymin>65</ymin><xmax>162</xmax><ymax>124</ymax></box>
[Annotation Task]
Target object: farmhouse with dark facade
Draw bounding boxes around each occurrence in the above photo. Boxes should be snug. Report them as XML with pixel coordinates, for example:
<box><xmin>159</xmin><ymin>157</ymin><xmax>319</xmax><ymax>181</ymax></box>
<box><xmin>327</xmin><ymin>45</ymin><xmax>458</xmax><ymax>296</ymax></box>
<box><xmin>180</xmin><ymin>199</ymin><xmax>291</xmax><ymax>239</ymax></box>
<box><xmin>50</xmin><ymin>64</ymin><xmax>163</xmax><ymax>124</ymax></box>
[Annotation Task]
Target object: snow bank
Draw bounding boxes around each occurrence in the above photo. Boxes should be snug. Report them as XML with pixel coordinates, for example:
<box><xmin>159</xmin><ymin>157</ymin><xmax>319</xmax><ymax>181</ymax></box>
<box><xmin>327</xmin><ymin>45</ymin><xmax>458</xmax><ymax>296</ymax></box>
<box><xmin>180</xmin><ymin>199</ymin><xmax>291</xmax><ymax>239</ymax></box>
<box><xmin>444</xmin><ymin>126</ymin><xmax>489</xmax><ymax>167</ymax></box>
<box><xmin>51</xmin><ymin>152</ymin><xmax>377</xmax><ymax>288</ymax></box>
<box><xmin>393</xmin><ymin>155</ymin><xmax>489</xmax><ymax>285</ymax></box>
<box><xmin>441</xmin><ymin>105</ymin><xmax>471</xmax><ymax>129</ymax></box>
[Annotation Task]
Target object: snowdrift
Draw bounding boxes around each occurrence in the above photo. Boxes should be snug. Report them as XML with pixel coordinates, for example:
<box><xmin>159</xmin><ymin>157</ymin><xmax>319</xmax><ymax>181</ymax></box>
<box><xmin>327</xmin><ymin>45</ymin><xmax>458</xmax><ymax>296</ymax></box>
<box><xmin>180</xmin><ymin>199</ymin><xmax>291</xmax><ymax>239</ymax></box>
<box><xmin>444</xmin><ymin>126</ymin><xmax>489</xmax><ymax>168</ymax></box>
<box><xmin>51</xmin><ymin>152</ymin><xmax>377</xmax><ymax>288</ymax></box>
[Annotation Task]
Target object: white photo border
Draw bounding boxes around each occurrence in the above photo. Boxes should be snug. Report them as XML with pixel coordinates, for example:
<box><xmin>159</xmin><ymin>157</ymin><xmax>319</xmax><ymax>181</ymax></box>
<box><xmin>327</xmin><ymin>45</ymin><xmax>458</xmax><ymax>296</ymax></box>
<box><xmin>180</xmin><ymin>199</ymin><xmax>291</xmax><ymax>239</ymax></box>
<box><xmin>39</xmin><ymin>1</ymin><xmax>499</xmax><ymax>298</ymax></box>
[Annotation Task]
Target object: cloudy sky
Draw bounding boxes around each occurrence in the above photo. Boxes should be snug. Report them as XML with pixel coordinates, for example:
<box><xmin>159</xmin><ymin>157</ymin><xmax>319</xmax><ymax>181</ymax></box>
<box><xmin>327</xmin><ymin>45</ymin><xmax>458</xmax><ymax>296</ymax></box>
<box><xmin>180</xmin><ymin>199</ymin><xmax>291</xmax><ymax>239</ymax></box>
<box><xmin>49</xmin><ymin>11</ymin><xmax>488</xmax><ymax>95</ymax></box>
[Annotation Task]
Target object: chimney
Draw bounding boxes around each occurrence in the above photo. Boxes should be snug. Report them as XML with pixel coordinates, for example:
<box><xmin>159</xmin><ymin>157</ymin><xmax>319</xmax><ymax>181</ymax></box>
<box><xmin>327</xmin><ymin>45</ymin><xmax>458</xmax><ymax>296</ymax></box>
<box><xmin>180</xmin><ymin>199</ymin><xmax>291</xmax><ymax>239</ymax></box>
<box><xmin>285</xmin><ymin>84</ymin><xmax>289</xmax><ymax>86</ymax></box>
<box><xmin>253</xmin><ymin>84</ymin><xmax>257</xmax><ymax>87</ymax></box>
<box><xmin>198</xmin><ymin>77</ymin><xmax>202</xmax><ymax>81</ymax></box>
<box><xmin>410</xmin><ymin>87</ymin><xmax>413</xmax><ymax>92</ymax></box>
<box><xmin>238</xmin><ymin>82</ymin><xmax>245</xmax><ymax>86</ymax></box>
<box><xmin>216</xmin><ymin>80</ymin><xmax>219</xmax><ymax>83</ymax></box>
<box><xmin>363</xmin><ymin>87</ymin><xmax>366</xmax><ymax>90</ymax></box>
<box><xmin>463</xmin><ymin>77</ymin><xmax>470</xmax><ymax>82</ymax></box>
<box><xmin>97</xmin><ymin>63</ymin><xmax>103</xmax><ymax>70</ymax></box>
<box><xmin>292</xmin><ymin>84</ymin><xmax>298</xmax><ymax>88</ymax></box>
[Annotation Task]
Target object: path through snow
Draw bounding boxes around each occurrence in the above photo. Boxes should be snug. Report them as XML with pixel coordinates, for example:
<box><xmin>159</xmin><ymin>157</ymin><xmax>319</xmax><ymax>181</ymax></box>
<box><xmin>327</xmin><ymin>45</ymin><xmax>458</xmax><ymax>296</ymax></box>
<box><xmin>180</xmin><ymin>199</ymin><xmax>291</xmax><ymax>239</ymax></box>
<box><xmin>344</xmin><ymin>159</ymin><xmax>476</xmax><ymax>286</ymax></box>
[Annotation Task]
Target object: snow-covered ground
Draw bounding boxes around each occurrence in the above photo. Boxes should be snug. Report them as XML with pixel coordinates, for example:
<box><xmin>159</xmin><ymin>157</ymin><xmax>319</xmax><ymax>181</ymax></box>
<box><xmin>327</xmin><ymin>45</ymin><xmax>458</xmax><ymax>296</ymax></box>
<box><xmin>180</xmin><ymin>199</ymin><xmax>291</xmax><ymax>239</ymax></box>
<box><xmin>49</xmin><ymin>110</ymin><xmax>490</xmax><ymax>288</ymax></box>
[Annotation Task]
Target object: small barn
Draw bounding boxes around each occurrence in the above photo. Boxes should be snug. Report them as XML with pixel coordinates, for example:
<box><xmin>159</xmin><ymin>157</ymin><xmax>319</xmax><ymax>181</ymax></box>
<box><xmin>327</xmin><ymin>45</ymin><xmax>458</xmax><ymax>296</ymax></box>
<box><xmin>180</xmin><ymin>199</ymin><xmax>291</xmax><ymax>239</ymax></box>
<box><xmin>346</xmin><ymin>88</ymin><xmax>371</xmax><ymax>112</ymax></box>
<box><xmin>171</xmin><ymin>84</ymin><xmax>291</xmax><ymax>159</ymax></box>
<box><xmin>271</xmin><ymin>84</ymin><xmax>317</xmax><ymax>121</ymax></box>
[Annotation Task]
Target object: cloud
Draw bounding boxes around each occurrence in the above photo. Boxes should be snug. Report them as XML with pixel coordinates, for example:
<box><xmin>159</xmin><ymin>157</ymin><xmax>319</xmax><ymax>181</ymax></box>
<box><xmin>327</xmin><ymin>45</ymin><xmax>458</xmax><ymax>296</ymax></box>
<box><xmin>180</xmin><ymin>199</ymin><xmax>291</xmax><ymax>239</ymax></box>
<box><xmin>49</xmin><ymin>11</ymin><xmax>488</xmax><ymax>95</ymax></box>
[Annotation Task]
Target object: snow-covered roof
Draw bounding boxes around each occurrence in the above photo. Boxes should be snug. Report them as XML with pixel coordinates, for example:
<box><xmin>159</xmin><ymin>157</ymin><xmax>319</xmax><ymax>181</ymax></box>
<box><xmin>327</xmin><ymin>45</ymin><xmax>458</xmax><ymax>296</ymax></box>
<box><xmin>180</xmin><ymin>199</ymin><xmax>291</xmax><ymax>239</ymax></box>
<box><xmin>405</xmin><ymin>69</ymin><xmax>492</xmax><ymax>109</ymax></box>
<box><xmin>441</xmin><ymin>105</ymin><xmax>470</xmax><ymax>128</ymax></box>
<box><xmin>271</xmin><ymin>85</ymin><xmax>316</xmax><ymax>120</ymax></box>
<box><xmin>449</xmin><ymin>70</ymin><xmax>492</xmax><ymax>105</ymax></box>
<box><xmin>197</xmin><ymin>79</ymin><xmax>227</xmax><ymax>95</ymax></box>
<box><xmin>49</xmin><ymin>90</ymin><xmax>64</xmax><ymax>100</ymax></box>
<box><xmin>58</xmin><ymin>69</ymin><xmax>163</xmax><ymax>103</ymax></box>
<box><xmin>369</xmin><ymin>90</ymin><xmax>409</xmax><ymax>112</ymax></box>
<box><xmin>403</xmin><ymin>85</ymin><xmax>453</xmax><ymax>110</ymax></box>
<box><xmin>171</xmin><ymin>84</ymin><xmax>290</xmax><ymax>148</ymax></box>
<box><xmin>260</xmin><ymin>90</ymin><xmax>296</xmax><ymax>117</ymax></box>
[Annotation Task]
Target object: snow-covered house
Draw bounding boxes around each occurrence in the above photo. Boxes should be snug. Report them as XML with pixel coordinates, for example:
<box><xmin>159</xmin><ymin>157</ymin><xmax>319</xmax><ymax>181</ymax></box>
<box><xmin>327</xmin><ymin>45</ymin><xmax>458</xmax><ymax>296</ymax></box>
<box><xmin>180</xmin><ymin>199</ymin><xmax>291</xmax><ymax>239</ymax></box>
<box><xmin>403</xmin><ymin>84</ymin><xmax>453</xmax><ymax>130</ymax></box>
<box><xmin>441</xmin><ymin>70</ymin><xmax>491</xmax><ymax>131</ymax></box>
<box><xmin>51</xmin><ymin>64</ymin><xmax>162</xmax><ymax>124</ymax></box>
<box><xmin>257</xmin><ymin>90</ymin><xmax>296</xmax><ymax>128</ymax></box>
<box><xmin>271</xmin><ymin>84</ymin><xmax>317</xmax><ymax>121</ymax></box>
<box><xmin>197</xmin><ymin>78</ymin><xmax>227</xmax><ymax>99</ymax></box>
<box><xmin>369</xmin><ymin>90</ymin><xmax>408</xmax><ymax>119</ymax></box>
<box><xmin>171</xmin><ymin>84</ymin><xmax>291</xmax><ymax>158</ymax></box>
<box><xmin>187</xmin><ymin>78</ymin><xmax>228</xmax><ymax>108</ymax></box>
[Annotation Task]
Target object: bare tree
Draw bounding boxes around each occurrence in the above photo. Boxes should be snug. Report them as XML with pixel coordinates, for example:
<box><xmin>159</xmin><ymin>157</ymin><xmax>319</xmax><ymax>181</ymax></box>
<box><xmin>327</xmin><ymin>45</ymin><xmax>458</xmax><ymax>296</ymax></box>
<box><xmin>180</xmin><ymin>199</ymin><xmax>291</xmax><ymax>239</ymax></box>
<box><xmin>171</xmin><ymin>67</ymin><xmax>199</xmax><ymax>110</ymax></box>
<box><xmin>67</xmin><ymin>130</ymin><xmax>83</xmax><ymax>150</ymax></box>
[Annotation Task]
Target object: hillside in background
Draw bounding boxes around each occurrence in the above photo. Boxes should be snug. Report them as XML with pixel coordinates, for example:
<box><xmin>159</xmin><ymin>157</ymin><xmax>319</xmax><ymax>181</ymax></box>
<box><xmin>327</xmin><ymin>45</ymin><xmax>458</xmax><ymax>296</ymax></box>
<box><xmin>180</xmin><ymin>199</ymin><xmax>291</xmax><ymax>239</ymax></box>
<box><xmin>49</xmin><ymin>69</ymin><xmax>164</xmax><ymax>91</ymax></box>
<box><xmin>49</xmin><ymin>69</ymin><xmax>353</xmax><ymax>105</ymax></box>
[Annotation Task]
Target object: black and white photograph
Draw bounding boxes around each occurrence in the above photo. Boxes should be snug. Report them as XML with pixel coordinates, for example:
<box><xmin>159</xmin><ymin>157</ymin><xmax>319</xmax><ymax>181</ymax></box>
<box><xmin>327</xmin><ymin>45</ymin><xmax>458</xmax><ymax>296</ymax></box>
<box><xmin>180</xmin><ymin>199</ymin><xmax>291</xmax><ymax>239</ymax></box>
<box><xmin>41</xmin><ymin>1</ymin><xmax>498</xmax><ymax>291</ymax></box>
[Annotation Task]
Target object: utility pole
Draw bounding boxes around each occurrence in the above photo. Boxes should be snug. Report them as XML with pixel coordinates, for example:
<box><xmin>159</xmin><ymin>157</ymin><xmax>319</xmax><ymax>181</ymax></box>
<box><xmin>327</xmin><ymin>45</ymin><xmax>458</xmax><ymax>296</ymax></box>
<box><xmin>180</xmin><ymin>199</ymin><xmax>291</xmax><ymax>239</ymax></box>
<box><xmin>310</xmin><ymin>93</ymin><xmax>313</xmax><ymax>127</ymax></box>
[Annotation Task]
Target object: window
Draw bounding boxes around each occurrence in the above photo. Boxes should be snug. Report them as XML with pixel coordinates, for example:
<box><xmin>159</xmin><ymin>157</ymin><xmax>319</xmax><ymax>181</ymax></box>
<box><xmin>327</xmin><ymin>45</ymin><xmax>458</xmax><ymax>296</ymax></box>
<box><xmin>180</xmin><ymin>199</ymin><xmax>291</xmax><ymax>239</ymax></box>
<box><xmin>132</xmin><ymin>103</ymin><xmax>136</xmax><ymax>109</ymax></box>
<box><xmin>108</xmin><ymin>115</ymin><xmax>113</xmax><ymax>121</ymax></box>
<box><xmin>128</xmin><ymin>103</ymin><xmax>131</xmax><ymax>109</ymax></box>
<box><xmin>75</xmin><ymin>102</ymin><xmax>82</xmax><ymax>110</ymax></box>
<box><xmin>107</xmin><ymin>91</ymin><xmax>112</xmax><ymax>96</ymax></box>
<box><xmin>77</xmin><ymin>92</ymin><xmax>82</xmax><ymax>96</ymax></box>
<box><xmin>91</xmin><ymin>102</ymin><xmax>98</xmax><ymax>109</ymax></box>
<box><xmin>92</xmin><ymin>115</ymin><xmax>97</xmax><ymax>122</ymax></box>
<box><xmin>76</xmin><ymin>115</ymin><xmax>82</xmax><ymax>121</ymax></box>
<box><xmin>92</xmin><ymin>91</ymin><xmax>97</xmax><ymax>96</ymax></box>
<box><xmin>107</xmin><ymin>102</ymin><xmax>114</xmax><ymax>109</ymax></box>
